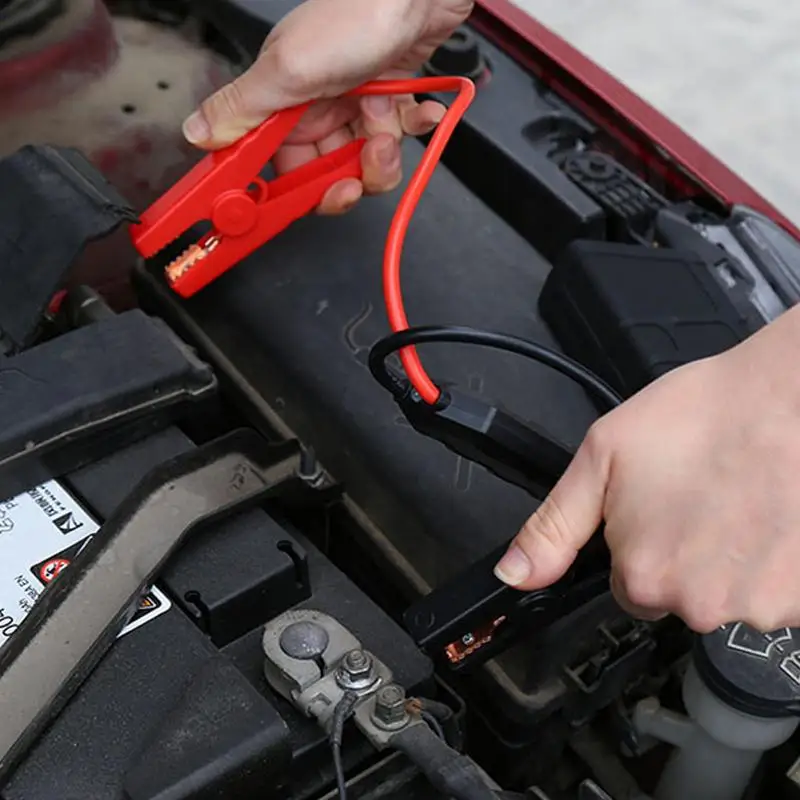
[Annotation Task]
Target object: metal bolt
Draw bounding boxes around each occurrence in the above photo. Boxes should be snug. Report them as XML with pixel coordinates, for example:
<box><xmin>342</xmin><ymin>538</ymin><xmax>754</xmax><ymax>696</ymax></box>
<box><xmin>372</xmin><ymin>683</ymin><xmax>409</xmax><ymax>730</ymax></box>
<box><xmin>461</xmin><ymin>633</ymin><xmax>475</xmax><ymax>646</ymax></box>
<box><xmin>336</xmin><ymin>649</ymin><xmax>377</xmax><ymax>691</ymax></box>
<box><xmin>343</xmin><ymin>650</ymin><xmax>370</xmax><ymax>673</ymax></box>
<box><xmin>279</xmin><ymin>621</ymin><xmax>330</xmax><ymax>661</ymax></box>
<box><xmin>297</xmin><ymin>447</ymin><xmax>325</xmax><ymax>487</ymax></box>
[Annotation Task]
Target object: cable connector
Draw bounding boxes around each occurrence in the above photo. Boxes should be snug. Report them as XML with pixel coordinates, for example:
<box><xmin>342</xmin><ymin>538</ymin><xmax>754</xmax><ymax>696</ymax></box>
<box><xmin>396</xmin><ymin>387</ymin><xmax>574</xmax><ymax>498</ymax></box>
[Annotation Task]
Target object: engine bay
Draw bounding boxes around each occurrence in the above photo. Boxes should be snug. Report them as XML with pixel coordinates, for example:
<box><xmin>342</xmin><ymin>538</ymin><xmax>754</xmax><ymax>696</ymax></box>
<box><xmin>3</xmin><ymin>2</ymin><xmax>800</xmax><ymax>799</ymax></box>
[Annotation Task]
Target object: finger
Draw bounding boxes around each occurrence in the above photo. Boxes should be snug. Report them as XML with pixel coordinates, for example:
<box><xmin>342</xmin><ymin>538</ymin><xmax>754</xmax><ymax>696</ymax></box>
<box><xmin>494</xmin><ymin>434</ymin><xmax>611</xmax><ymax>589</ymax></box>
<box><xmin>400</xmin><ymin>100</ymin><xmax>446</xmax><ymax>136</ymax></box>
<box><xmin>285</xmin><ymin>98</ymin><xmax>362</xmax><ymax>145</ymax></box>
<box><xmin>272</xmin><ymin>125</ymin><xmax>354</xmax><ymax>175</ymax></box>
<box><xmin>316</xmin><ymin>125</ymin><xmax>355</xmax><ymax>155</ymax></box>
<box><xmin>361</xmin><ymin>132</ymin><xmax>402</xmax><ymax>195</ymax></box>
<box><xmin>275</xmin><ymin>135</ymin><xmax>362</xmax><ymax>214</ymax></box>
<box><xmin>358</xmin><ymin>94</ymin><xmax>405</xmax><ymax>142</ymax></box>
<box><xmin>317</xmin><ymin>178</ymin><xmax>363</xmax><ymax>216</ymax></box>
<box><xmin>182</xmin><ymin>40</ymin><xmax>361</xmax><ymax>150</ymax></box>
<box><xmin>273</xmin><ymin>142</ymin><xmax>321</xmax><ymax>176</ymax></box>
<box><xmin>610</xmin><ymin>572</ymin><xmax>669</xmax><ymax>622</ymax></box>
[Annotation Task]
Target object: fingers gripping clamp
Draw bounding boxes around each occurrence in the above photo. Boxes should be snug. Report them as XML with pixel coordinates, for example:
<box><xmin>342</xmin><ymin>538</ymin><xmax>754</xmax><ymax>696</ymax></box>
<box><xmin>130</xmin><ymin>103</ymin><xmax>365</xmax><ymax>298</ymax></box>
<box><xmin>129</xmin><ymin>77</ymin><xmax>478</xmax><ymax>299</ymax></box>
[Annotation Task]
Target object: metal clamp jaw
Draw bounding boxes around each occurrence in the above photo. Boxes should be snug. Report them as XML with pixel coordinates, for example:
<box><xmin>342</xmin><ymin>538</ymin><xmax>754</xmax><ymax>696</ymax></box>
<box><xmin>262</xmin><ymin>609</ymin><xmax>423</xmax><ymax>747</ymax></box>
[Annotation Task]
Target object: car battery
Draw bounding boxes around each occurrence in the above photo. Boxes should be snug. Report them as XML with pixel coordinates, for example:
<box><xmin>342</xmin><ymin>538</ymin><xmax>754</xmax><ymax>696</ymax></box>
<box><xmin>1</xmin><ymin>426</ymin><xmax>433</xmax><ymax>800</ymax></box>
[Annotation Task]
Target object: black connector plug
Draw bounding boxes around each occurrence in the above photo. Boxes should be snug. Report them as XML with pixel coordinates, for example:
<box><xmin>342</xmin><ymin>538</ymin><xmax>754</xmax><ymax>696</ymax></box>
<box><xmin>397</xmin><ymin>387</ymin><xmax>574</xmax><ymax>498</ymax></box>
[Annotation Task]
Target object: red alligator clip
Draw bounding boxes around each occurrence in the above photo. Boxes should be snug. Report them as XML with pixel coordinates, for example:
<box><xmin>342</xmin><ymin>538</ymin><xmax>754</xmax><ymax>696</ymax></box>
<box><xmin>130</xmin><ymin>102</ymin><xmax>365</xmax><ymax>298</ymax></box>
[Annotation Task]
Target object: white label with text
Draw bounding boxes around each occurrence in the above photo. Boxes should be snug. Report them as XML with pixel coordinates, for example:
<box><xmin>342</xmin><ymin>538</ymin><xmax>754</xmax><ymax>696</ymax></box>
<box><xmin>0</xmin><ymin>480</ymin><xmax>171</xmax><ymax>649</ymax></box>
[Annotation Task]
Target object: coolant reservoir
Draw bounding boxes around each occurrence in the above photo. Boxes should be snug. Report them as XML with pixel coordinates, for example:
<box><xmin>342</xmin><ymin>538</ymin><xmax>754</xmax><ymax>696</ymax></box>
<box><xmin>636</xmin><ymin>624</ymin><xmax>800</xmax><ymax>800</ymax></box>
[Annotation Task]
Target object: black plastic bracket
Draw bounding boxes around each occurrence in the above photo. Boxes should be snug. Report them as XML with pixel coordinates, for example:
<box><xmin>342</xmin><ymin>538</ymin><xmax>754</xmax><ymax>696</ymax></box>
<box><xmin>0</xmin><ymin>309</ymin><xmax>217</xmax><ymax>502</ymax></box>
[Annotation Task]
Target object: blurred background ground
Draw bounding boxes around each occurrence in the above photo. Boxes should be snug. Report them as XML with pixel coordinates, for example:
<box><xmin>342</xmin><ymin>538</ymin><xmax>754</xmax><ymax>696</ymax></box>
<box><xmin>512</xmin><ymin>0</ymin><xmax>800</xmax><ymax>224</ymax></box>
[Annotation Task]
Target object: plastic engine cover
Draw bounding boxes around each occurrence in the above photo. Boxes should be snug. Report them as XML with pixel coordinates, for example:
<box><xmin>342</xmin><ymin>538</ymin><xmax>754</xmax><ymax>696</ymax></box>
<box><xmin>137</xmin><ymin>136</ymin><xmax>600</xmax><ymax>588</ymax></box>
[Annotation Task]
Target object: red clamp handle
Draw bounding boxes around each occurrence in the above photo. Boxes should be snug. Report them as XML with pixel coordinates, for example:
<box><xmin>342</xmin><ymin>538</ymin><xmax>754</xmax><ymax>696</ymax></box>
<box><xmin>163</xmin><ymin>138</ymin><xmax>364</xmax><ymax>298</ymax></box>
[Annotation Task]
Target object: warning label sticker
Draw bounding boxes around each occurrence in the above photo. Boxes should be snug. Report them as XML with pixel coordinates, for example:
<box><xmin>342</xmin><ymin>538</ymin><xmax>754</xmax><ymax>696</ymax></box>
<box><xmin>0</xmin><ymin>480</ymin><xmax>171</xmax><ymax>651</ymax></box>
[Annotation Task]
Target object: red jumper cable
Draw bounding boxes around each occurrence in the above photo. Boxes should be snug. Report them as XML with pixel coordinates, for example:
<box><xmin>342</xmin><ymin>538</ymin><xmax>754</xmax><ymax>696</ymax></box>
<box><xmin>130</xmin><ymin>76</ymin><xmax>477</xmax><ymax>406</ymax></box>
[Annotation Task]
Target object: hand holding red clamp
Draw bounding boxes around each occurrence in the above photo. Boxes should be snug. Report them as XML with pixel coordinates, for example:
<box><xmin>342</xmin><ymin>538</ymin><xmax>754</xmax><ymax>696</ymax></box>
<box><xmin>131</xmin><ymin>78</ymin><xmax>474</xmax><ymax>293</ymax></box>
<box><xmin>130</xmin><ymin>76</ymin><xmax>476</xmax><ymax>402</ymax></box>
<box><xmin>130</xmin><ymin>99</ymin><xmax>365</xmax><ymax>298</ymax></box>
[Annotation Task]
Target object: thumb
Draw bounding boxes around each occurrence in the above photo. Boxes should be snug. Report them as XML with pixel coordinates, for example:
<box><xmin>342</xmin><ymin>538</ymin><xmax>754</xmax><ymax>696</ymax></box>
<box><xmin>494</xmin><ymin>435</ymin><xmax>610</xmax><ymax>590</ymax></box>
<box><xmin>182</xmin><ymin>45</ymin><xmax>320</xmax><ymax>149</ymax></box>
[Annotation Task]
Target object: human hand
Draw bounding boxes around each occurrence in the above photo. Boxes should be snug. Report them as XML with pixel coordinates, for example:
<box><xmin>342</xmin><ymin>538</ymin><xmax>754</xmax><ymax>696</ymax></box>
<box><xmin>494</xmin><ymin>306</ymin><xmax>800</xmax><ymax>633</ymax></box>
<box><xmin>183</xmin><ymin>0</ymin><xmax>473</xmax><ymax>214</ymax></box>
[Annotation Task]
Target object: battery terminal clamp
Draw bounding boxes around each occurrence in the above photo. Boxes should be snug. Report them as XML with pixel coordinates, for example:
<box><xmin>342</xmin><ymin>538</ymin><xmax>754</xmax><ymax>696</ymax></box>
<box><xmin>262</xmin><ymin>610</ymin><xmax>513</xmax><ymax>799</ymax></box>
<box><xmin>0</xmin><ymin>431</ymin><xmax>304</xmax><ymax>785</ymax></box>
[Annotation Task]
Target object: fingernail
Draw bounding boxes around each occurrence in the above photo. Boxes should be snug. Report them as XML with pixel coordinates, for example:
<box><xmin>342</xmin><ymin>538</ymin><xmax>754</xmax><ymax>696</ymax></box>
<box><xmin>377</xmin><ymin>138</ymin><xmax>399</xmax><ymax>168</ymax></box>
<box><xmin>494</xmin><ymin>545</ymin><xmax>531</xmax><ymax>586</ymax></box>
<box><xmin>182</xmin><ymin>110</ymin><xmax>211</xmax><ymax>144</ymax></box>
<box><xmin>338</xmin><ymin>190</ymin><xmax>361</xmax><ymax>213</ymax></box>
<box><xmin>429</xmin><ymin>104</ymin><xmax>446</xmax><ymax>125</ymax></box>
<box><xmin>363</xmin><ymin>95</ymin><xmax>392</xmax><ymax>118</ymax></box>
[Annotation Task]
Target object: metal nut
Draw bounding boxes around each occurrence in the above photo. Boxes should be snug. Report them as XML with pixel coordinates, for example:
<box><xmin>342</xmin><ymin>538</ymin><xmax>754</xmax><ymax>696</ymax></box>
<box><xmin>336</xmin><ymin>649</ymin><xmax>378</xmax><ymax>691</ymax></box>
<box><xmin>343</xmin><ymin>650</ymin><xmax>371</xmax><ymax>675</ymax></box>
<box><xmin>371</xmin><ymin>683</ymin><xmax>409</xmax><ymax>729</ymax></box>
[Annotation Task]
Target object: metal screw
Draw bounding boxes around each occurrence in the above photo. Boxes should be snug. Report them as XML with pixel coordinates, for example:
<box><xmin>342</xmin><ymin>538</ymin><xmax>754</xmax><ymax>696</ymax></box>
<box><xmin>336</xmin><ymin>649</ymin><xmax>377</xmax><ymax>691</ymax></box>
<box><xmin>372</xmin><ymin>684</ymin><xmax>409</xmax><ymax>730</ymax></box>
<box><xmin>461</xmin><ymin>633</ymin><xmax>475</xmax><ymax>646</ymax></box>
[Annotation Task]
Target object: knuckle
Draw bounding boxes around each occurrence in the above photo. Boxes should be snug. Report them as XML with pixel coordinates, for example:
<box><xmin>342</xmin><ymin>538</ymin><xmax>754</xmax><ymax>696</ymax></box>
<box><xmin>682</xmin><ymin>605</ymin><xmax>724</xmax><ymax>634</ymax></box>
<box><xmin>265</xmin><ymin>41</ymin><xmax>314</xmax><ymax>97</ymax></box>
<box><xmin>741</xmin><ymin>597</ymin><xmax>789</xmax><ymax>634</ymax></box>
<box><xmin>678</xmin><ymin>587</ymin><xmax>729</xmax><ymax>634</ymax></box>
<box><xmin>616</xmin><ymin>553</ymin><xmax>663</xmax><ymax>609</ymax></box>
<box><xmin>582</xmin><ymin>418</ymin><xmax>614</xmax><ymax>464</ymax></box>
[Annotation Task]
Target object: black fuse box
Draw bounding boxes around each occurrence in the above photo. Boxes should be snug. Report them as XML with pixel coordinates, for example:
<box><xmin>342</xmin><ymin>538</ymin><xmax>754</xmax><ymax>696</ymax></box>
<box><xmin>539</xmin><ymin>240</ymin><xmax>752</xmax><ymax>398</ymax></box>
<box><xmin>2</xmin><ymin>427</ymin><xmax>433</xmax><ymax>800</ymax></box>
